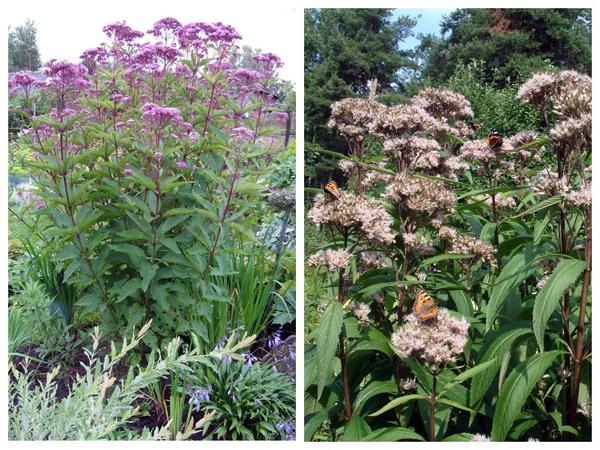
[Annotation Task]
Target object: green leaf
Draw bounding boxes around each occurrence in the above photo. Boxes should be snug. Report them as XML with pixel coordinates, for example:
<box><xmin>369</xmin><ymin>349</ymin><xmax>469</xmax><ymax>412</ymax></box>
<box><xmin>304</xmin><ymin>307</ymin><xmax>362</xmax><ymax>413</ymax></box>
<box><xmin>491</xmin><ymin>350</ymin><xmax>562</xmax><ymax>441</ymax></box>
<box><xmin>118</xmin><ymin>278</ymin><xmax>142</xmax><ymax>301</ymax></box>
<box><xmin>304</xmin><ymin>411</ymin><xmax>327</xmax><ymax>441</ymax></box>
<box><xmin>342</xmin><ymin>415</ymin><xmax>371</xmax><ymax>441</ymax></box>
<box><xmin>312</xmin><ymin>302</ymin><xmax>344</xmax><ymax>399</ymax></box>
<box><xmin>533</xmin><ymin>258</ymin><xmax>586</xmax><ymax>351</ymax></box>
<box><xmin>361</xmin><ymin>427</ymin><xmax>425</xmax><ymax>442</ymax></box>
<box><xmin>350</xmin><ymin>326</ymin><xmax>393</xmax><ymax>358</ymax></box>
<box><xmin>418</xmin><ymin>253</ymin><xmax>472</xmax><ymax>268</ymax></box>
<box><xmin>486</xmin><ymin>244</ymin><xmax>544</xmax><ymax>331</ymax></box>
<box><xmin>470</xmin><ymin>322</ymin><xmax>533</xmax><ymax>408</ymax></box>
<box><xmin>437</xmin><ymin>398</ymin><xmax>474</xmax><ymax>413</ymax></box>
<box><xmin>509</xmin><ymin>195</ymin><xmax>562</xmax><ymax>220</ymax></box>
<box><xmin>448</xmin><ymin>289</ymin><xmax>474</xmax><ymax>318</ymax></box>
<box><xmin>368</xmin><ymin>394</ymin><xmax>427</xmax><ymax>417</ymax></box>
<box><xmin>139</xmin><ymin>263</ymin><xmax>158</xmax><ymax>292</ymax></box>
<box><xmin>533</xmin><ymin>210</ymin><xmax>552</xmax><ymax>244</ymax></box>
<box><xmin>354</xmin><ymin>380</ymin><xmax>398</xmax><ymax>414</ymax></box>
<box><xmin>439</xmin><ymin>359</ymin><xmax>497</xmax><ymax>398</ymax></box>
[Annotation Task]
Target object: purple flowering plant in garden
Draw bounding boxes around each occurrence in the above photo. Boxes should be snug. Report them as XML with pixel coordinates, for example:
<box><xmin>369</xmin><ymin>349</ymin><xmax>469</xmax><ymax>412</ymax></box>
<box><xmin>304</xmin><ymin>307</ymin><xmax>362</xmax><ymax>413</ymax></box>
<box><xmin>9</xmin><ymin>17</ymin><xmax>295</xmax><ymax>440</ymax></box>
<box><xmin>305</xmin><ymin>70</ymin><xmax>591</xmax><ymax>441</ymax></box>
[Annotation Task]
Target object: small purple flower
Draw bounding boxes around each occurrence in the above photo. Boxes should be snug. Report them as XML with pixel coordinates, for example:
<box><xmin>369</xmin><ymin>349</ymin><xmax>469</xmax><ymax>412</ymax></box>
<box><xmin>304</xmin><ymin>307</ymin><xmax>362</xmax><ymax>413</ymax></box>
<box><xmin>276</xmin><ymin>421</ymin><xmax>295</xmax><ymax>440</ymax></box>
<box><xmin>176</xmin><ymin>160</ymin><xmax>188</xmax><ymax>170</ymax></box>
<box><xmin>124</xmin><ymin>166</ymin><xmax>134</xmax><ymax>177</ymax></box>
<box><xmin>187</xmin><ymin>385</ymin><xmax>212</xmax><ymax>412</ymax></box>
<box><xmin>153</xmin><ymin>152</ymin><xmax>162</xmax><ymax>161</ymax></box>
<box><xmin>267</xmin><ymin>330</ymin><xmax>282</xmax><ymax>349</ymax></box>
<box><xmin>35</xmin><ymin>200</ymin><xmax>45</xmax><ymax>210</ymax></box>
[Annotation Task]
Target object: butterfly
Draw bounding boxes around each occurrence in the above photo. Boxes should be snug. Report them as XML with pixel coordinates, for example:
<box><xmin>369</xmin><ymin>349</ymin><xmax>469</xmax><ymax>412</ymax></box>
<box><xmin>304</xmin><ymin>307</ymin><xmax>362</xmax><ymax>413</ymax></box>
<box><xmin>486</xmin><ymin>128</ymin><xmax>503</xmax><ymax>151</ymax></box>
<box><xmin>323</xmin><ymin>180</ymin><xmax>342</xmax><ymax>199</ymax></box>
<box><xmin>413</xmin><ymin>289</ymin><xmax>439</xmax><ymax>321</ymax></box>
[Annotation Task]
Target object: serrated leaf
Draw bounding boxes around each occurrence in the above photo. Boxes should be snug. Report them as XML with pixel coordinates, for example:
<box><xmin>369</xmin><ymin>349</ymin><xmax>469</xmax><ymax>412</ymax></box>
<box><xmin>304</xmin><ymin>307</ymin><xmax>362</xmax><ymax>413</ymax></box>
<box><xmin>491</xmin><ymin>350</ymin><xmax>562</xmax><ymax>441</ymax></box>
<box><xmin>470</xmin><ymin>322</ymin><xmax>533</xmax><ymax>408</ymax></box>
<box><xmin>486</xmin><ymin>244</ymin><xmax>545</xmax><ymax>331</ymax></box>
<box><xmin>533</xmin><ymin>258</ymin><xmax>586</xmax><ymax>351</ymax></box>
<box><xmin>312</xmin><ymin>302</ymin><xmax>344</xmax><ymax>399</ymax></box>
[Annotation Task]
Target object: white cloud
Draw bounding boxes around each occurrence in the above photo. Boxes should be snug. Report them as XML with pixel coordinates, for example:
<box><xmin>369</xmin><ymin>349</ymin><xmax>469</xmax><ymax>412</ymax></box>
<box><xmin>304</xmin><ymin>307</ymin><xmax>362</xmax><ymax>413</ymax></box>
<box><xmin>7</xmin><ymin>0</ymin><xmax>299</xmax><ymax>83</ymax></box>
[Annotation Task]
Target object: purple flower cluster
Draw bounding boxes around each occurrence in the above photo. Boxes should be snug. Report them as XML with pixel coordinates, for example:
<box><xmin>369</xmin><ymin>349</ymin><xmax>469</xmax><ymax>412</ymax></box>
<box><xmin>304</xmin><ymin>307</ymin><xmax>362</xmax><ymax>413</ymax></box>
<box><xmin>253</xmin><ymin>52</ymin><xmax>284</xmax><ymax>71</ymax></box>
<box><xmin>141</xmin><ymin>103</ymin><xmax>188</xmax><ymax>130</ymax></box>
<box><xmin>187</xmin><ymin>385</ymin><xmax>212</xmax><ymax>412</ymax></box>
<box><xmin>102</xmin><ymin>21</ymin><xmax>144</xmax><ymax>43</ymax></box>
<box><xmin>177</xmin><ymin>21</ymin><xmax>241</xmax><ymax>49</ymax></box>
<box><xmin>41</xmin><ymin>59</ymin><xmax>90</xmax><ymax>93</ymax></box>
<box><xmin>230</xmin><ymin>126</ymin><xmax>256</xmax><ymax>143</ymax></box>
<box><xmin>9</xmin><ymin>71</ymin><xmax>38</xmax><ymax>96</ymax></box>
<box><xmin>275</xmin><ymin>420</ymin><xmax>295</xmax><ymax>440</ymax></box>
<box><xmin>147</xmin><ymin>17</ymin><xmax>182</xmax><ymax>37</ymax></box>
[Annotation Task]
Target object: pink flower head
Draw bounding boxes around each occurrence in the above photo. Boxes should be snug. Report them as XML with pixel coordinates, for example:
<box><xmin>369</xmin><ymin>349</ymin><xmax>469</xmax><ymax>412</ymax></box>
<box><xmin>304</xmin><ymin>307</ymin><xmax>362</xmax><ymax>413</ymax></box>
<box><xmin>80</xmin><ymin>46</ymin><xmax>109</xmax><ymax>65</ymax></box>
<box><xmin>252</xmin><ymin>52</ymin><xmax>283</xmax><ymax>71</ymax></box>
<box><xmin>147</xmin><ymin>17</ymin><xmax>182</xmax><ymax>37</ymax></box>
<box><xmin>391</xmin><ymin>308</ymin><xmax>470</xmax><ymax>368</ymax></box>
<box><xmin>153</xmin><ymin>152</ymin><xmax>162</xmax><ymax>161</ymax></box>
<box><xmin>206</xmin><ymin>22</ymin><xmax>241</xmax><ymax>44</ymax></box>
<box><xmin>102</xmin><ymin>21</ymin><xmax>144</xmax><ymax>43</ymax></box>
<box><xmin>133</xmin><ymin>43</ymin><xmax>181</xmax><ymax>66</ymax></box>
<box><xmin>41</xmin><ymin>59</ymin><xmax>90</xmax><ymax>93</ymax></box>
<box><xmin>231</xmin><ymin>68</ymin><xmax>262</xmax><ymax>82</ymax></box>
<box><xmin>141</xmin><ymin>103</ymin><xmax>184</xmax><ymax>129</ymax></box>
<box><xmin>9</xmin><ymin>71</ymin><xmax>38</xmax><ymax>96</ymax></box>
<box><xmin>270</xmin><ymin>111</ymin><xmax>289</xmax><ymax>122</ymax></box>
<box><xmin>230</xmin><ymin>126</ymin><xmax>256</xmax><ymax>143</ymax></box>
<box><xmin>176</xmin><ymin>160</ymin><xmax>188</xmax><ymax>170</ymax></box>
<box><xmin>124</xmin><ymin>165</ymin><xmax>134</xmax><ymax>177</ymax></box>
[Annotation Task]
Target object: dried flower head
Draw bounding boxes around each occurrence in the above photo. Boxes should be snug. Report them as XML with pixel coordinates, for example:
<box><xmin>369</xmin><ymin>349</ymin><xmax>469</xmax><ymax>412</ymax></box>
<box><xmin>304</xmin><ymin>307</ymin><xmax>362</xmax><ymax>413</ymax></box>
<box><xmin>328</xmin><ymin>98</ymin><xmax>386</xmax><ymax>140</ymax></box>
<box><xmin>307</xmin><ymin>249</ymin><xmax>351</xmax><ymax>270</ymax></box>
<box><xmin>348</xmin><ymin>301</ymin><xmax>371</xmax><ymax>325</ymax></box>
<box><xmin>383</xmin><ymin>175</ymin><xmax>456</xmax><ymax>214</ymax></box>
<box><xmin>267</xmin><ymin>188</ymin><xmax>295</xmax><ymax>211</ymax></box>
<box><xmin>566</xmin><ymin>185</ymin><xmax>591</xmax><ymax>208</ymax></box>
<box><xmin>308</xmin><ymin>192</ymin><xmax>395</xmax><ymax>245</ymax></box>
<box><xmin>450</xmin><ymin>235</ymin><xmax>496</xmax><ymax>265</ymax></box>
<box><xmin>529</xmin><ymin>170</ymin><xmax>569</xmax><ymax>197</ymax></box>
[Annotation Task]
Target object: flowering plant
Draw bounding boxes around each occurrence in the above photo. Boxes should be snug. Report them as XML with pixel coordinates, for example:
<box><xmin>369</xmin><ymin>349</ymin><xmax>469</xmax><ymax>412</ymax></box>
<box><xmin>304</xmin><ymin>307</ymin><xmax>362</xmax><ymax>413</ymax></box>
<box><xmin>8</xmin><ymin>17</ymin><xmax>294</xmax><ymax>352</ymax></box>
<box><xmin>305</xmin><ymin>70</ymin><xmax>591</xmax><ymax>441</ymax></box>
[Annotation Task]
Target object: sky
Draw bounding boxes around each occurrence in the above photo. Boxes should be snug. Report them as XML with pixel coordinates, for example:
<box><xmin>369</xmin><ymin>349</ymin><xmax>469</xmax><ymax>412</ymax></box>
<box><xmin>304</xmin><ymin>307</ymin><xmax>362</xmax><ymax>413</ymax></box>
<box><xmin>6</xmin><ymin>1</ymin><xmax>299</xmax><ymax>83</ymax></box>
<box><xmin>394</xmin><ymin>8</ymin><xmax>455</xmax><ymax>50</ymax></box>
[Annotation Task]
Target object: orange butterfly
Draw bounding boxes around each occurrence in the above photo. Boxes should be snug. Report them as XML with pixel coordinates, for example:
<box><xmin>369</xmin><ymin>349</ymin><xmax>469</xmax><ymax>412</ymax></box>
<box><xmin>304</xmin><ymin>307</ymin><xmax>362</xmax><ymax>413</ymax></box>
<box><xmin>413</xmin><ymin>290</ymin><xmax>439</xmax><ymax>321</ymax></box>
<box><xmin>323</xmin><ymin>180</ymin><xmax>341</xmax><ymax>199</ymax></box>
<box><xmin>486</xmin><ymin>128</ymin><xmax>503</xmax><ymax>151</ymax></box>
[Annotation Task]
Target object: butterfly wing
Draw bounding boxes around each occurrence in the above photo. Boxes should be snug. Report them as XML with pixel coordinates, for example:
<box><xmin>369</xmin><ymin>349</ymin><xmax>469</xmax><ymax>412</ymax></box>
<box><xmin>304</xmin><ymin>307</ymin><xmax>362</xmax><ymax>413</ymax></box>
<box><xmin>414</xmin><ymin>290</ymin><xmax>439</xmax><ymax>321</ymax></box>
<box><xmin>324</xmin><ymin>180</ymin><xmax>341</xmax><ymax>199</ymax></box>
<box><xmin>486</xmin><ymin>130</ymin><xmax>503</xmax><ymax>150</ymax></box>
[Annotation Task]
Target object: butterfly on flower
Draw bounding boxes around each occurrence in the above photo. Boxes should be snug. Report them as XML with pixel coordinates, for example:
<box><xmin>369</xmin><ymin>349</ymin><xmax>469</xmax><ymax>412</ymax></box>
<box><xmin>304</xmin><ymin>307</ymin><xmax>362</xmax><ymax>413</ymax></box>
<box><xmin>413</xmin><ymin>289</ymin><xmax>439</xmax><ymax>322</ymax></box>
<box><xmin>486</xmin><ymin>128</ymin><xmax>503</xmax><ymax>151</ymax></box>
<box><xmin>323</xmin><ymin>180</ymin><xmax>342</xmax><ymax>199</ymax></box>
